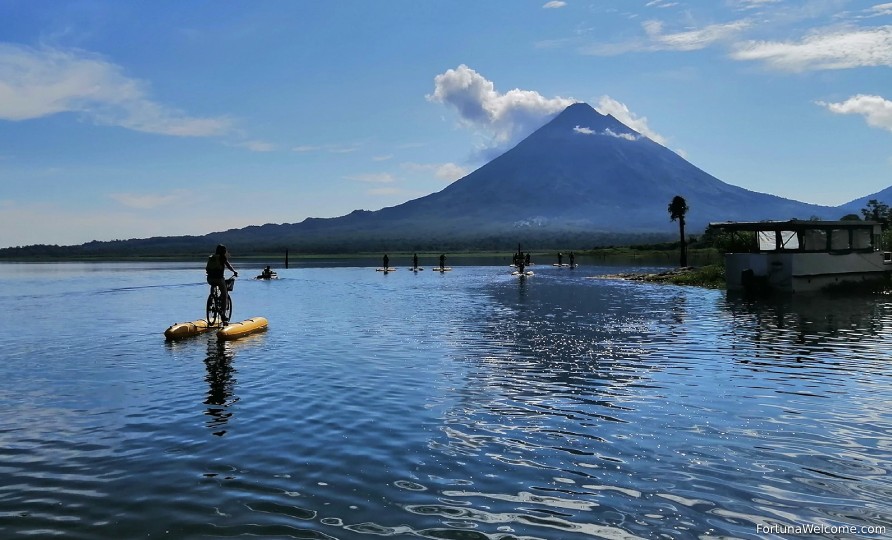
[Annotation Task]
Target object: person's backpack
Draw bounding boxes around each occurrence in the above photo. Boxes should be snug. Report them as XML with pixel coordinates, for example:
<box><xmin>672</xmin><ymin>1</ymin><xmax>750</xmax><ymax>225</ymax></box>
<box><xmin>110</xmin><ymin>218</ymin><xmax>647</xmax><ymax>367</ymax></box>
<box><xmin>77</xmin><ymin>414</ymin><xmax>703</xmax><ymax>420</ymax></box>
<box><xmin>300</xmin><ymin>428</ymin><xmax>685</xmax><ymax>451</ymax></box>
<box><xmin>206</xmin><ymin>254</ymin><xmax>223</xmax><ymax>273</ymax></box>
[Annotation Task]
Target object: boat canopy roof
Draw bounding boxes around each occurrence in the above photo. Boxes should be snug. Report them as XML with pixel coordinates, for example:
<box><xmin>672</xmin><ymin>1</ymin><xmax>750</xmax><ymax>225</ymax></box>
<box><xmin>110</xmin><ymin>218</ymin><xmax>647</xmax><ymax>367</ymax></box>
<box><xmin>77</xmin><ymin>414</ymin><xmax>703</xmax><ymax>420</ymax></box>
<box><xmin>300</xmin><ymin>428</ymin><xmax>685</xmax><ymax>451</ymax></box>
<box><xmin>709</xmin><ymin>220</ymin><xmax>883</xmax><ymax>253</ymax></box>
<box><xmin>708</xmin><ymin>220</ymin><xmax>882</xmax><ymax>233</ymax></box>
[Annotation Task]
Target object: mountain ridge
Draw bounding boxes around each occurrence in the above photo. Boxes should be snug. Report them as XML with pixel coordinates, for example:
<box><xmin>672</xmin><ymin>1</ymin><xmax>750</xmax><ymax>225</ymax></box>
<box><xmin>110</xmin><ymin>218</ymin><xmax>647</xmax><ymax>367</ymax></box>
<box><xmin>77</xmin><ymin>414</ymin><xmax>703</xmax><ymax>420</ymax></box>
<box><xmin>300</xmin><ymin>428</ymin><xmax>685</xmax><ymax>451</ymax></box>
<box><xmin>1</xmin><ymin>102</ymin><xmax>877</xmax><ymax>256</ymax></box>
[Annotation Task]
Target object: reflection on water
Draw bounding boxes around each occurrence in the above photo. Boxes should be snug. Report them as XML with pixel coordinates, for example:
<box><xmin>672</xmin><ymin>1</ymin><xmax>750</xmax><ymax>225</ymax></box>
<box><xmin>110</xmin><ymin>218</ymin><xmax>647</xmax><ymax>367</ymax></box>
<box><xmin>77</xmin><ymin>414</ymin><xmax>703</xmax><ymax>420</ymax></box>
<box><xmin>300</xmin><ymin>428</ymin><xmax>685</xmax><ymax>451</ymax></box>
<box><xmin>0</xmin><ymin>263</ymin><xmax>891</xmax><ymax>539</ymax></box>
<box><xmin>205</xmin><ymin>339</ymin><xmax>237</xmax><ymax>436</ymax></box>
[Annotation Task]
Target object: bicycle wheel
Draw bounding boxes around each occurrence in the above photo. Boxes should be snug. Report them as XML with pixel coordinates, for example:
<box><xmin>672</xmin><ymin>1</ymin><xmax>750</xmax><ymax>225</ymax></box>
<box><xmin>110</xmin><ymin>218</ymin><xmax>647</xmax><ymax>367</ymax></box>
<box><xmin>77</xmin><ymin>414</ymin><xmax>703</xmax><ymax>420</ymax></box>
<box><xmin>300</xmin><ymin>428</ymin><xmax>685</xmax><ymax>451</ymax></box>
<box><xmin>224</xmin><ymin>295</ymin><xmax>232</xmax><ymax>323</ymax></box>
<box><xmin>206</xmin><ymin>289</ymin><xmax>220</xmax><ymax>326</ymax></box>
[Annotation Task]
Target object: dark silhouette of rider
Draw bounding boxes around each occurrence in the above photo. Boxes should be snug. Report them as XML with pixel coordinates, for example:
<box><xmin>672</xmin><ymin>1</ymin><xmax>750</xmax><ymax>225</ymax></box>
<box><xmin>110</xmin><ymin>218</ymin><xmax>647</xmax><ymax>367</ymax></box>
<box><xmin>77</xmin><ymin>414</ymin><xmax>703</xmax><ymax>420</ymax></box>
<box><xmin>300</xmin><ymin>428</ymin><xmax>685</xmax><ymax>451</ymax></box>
<box><xmin>206</xmin><ymin>244</ymin><xmax>237</xmax><ymax>324</ymax></box>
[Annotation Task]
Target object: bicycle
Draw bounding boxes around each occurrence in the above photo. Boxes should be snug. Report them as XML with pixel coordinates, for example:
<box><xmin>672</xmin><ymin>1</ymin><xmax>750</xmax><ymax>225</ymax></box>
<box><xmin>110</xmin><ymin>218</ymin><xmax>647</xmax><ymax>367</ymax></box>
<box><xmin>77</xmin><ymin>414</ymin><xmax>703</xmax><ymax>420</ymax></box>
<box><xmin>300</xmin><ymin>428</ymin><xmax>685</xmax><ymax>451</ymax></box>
<box><xmin>207</xmin><ymin>276</ymin><xmax>235</xmax><ymax>326</ymax></box>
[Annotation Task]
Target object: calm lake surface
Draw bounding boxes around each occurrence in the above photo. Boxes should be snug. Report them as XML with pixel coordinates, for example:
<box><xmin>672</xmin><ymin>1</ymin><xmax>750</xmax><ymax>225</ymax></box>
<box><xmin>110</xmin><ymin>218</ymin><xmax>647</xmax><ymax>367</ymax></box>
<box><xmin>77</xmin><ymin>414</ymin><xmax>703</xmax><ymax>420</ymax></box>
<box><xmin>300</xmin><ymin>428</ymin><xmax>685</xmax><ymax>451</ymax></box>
<box><xmin>1</xmin><ymin>261</ymin><xmax>891</xmax><ymax>539</ymax></box>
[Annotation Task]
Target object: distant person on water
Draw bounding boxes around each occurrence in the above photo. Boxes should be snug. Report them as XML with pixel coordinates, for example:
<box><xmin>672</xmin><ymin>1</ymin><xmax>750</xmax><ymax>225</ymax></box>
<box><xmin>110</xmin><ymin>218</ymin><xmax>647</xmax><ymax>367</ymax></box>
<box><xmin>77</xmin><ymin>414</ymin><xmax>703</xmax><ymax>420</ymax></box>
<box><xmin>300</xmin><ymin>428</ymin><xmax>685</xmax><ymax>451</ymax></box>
<box><xmin>261</xmin><ymin>266</ymin><xmax>273</xmax><ymax>279</ymax></box>
<box><xmin>383</xmin><ymin>254</ymin><xmax>390</xmax><ymax>269</ymax></box>
<box><xmin>569</xmin><ymin>252</ymin><xmax>575</xmax><ymax>267</ymax></box>
<box><xmin>558</xmin><ymin>252</ymin><xmax>563</xmax><ymax>266</ymax></box>
<box><xmin>518</xmin><ymin>251</ymin><xmax>526</xmax><ymax>274</ymax></box>
<box><xmin>413</xmin><ymin>253</ymin><xmax>419</xmax><ymax>270</ymax></box>
<box><xmin>206</xmin><ymin>244</ymin><xmax>238</xmax><ymax>324</ymax></box>
<box><xmin>525</xmin><ymin>252</ymin><xmax>531</xmax><ymax>265</ymax></box>
<box><xmin>439</xmin><ymin>254</ymin><xmax>446</xmax><ymax>270</ymax></box>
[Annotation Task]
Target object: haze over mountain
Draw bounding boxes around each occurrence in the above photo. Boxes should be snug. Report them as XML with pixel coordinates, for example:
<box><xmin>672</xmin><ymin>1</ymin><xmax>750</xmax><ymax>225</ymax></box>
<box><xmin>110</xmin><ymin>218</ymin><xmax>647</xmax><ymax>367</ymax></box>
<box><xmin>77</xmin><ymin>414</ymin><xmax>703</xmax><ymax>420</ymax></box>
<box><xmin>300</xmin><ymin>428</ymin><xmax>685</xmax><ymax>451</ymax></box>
<box><xmin>0</xmin><ymin>103</ymin><xmax>859</xmax><ymax>256</ymax></box>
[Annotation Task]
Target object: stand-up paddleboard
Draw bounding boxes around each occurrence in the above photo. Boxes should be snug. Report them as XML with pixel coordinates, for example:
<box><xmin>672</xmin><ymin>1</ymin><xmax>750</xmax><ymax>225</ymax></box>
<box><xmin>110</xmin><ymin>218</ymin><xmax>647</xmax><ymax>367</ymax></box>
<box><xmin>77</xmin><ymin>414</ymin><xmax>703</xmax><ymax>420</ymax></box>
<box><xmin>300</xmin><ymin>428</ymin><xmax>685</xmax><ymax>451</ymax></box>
<box><xmin>553</xmin><ymin>263</ymin><xmax>571</xmax><ymax>267</ymax></box>
<box><xmin>511</xmin><ymin>271</ymin><xmax>534</xmax><ymax>276</ymax></box>
<box><xmin>410</xmin><ymin>267</ymin><xmax>424</xmax><ymax>271</ymax></box>
<box><xmin>217</xmin><ymin>317</ymin><xmax>268</xmax><ymax>341</ymax></box>
<box><xmin>433</xmin><ymin>267</ymin><xmax>452</xmax><ymax>272</ymax></box>
<box><xmin>376</xmin><ymin>267</ymin><xmax>398</xmax><ymax>272</ymax></box>
<box><xmin>164</xmin><ymin>319</ymin><xmax>213</xmax><ymax>340</ymax></box>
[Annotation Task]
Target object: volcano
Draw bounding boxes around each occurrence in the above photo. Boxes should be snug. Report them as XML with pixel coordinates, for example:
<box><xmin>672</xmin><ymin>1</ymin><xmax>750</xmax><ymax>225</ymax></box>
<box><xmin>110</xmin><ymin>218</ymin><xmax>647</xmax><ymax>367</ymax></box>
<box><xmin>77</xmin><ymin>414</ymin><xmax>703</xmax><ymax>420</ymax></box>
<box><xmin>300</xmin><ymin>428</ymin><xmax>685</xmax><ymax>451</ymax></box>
<box><xmin>374</xmin><ymin>102</ymin><xmax>834</xmax><ymax>231</ymax></box>
<box><xmin>1</xmin><ymin>102</ymin><xmax>844</xmax><ymax>256</ymax></box>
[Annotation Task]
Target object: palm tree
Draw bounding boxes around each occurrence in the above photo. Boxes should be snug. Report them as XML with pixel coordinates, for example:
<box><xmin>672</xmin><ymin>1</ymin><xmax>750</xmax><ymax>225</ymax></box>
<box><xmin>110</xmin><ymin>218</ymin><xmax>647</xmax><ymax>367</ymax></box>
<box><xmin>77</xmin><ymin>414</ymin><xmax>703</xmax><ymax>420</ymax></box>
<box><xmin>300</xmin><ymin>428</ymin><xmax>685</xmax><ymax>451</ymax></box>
<box><xmin>668</xmin><ymin>195</ymin><xmax>688</xmax><ymax>267</ymax></box>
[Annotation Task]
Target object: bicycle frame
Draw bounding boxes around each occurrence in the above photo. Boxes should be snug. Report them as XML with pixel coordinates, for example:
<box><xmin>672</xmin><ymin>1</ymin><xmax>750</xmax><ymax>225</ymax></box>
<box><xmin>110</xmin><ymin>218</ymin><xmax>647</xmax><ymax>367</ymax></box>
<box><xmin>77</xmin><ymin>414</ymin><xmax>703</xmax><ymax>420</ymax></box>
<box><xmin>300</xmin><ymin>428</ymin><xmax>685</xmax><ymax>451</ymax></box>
<box><xmin>206</xmin><ymin>275</ymin><xmax>235</xmax><ymax>325</ymax></box>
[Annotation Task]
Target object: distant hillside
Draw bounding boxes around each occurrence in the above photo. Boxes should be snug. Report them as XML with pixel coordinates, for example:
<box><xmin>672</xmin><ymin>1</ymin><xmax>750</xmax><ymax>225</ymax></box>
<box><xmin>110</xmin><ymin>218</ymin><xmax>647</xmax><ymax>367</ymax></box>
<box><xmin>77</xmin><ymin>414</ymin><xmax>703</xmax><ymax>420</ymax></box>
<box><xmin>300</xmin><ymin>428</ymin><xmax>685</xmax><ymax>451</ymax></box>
<box><xmin>838</xmin><ymin>187</ymin><xmax>892</xmax><ymax>216</ymax></box>
<box><xmin>0</xmin><ymin>102</ymin><xmax>858</xmax><ymax>258</ymax></box>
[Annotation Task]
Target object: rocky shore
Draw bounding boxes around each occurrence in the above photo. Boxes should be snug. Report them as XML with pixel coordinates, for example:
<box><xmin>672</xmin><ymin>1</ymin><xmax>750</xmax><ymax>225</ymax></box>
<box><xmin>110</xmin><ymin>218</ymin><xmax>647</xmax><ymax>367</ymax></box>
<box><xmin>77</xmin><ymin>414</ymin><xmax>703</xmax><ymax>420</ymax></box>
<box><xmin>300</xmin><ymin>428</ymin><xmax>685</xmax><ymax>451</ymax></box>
<box><xmin>596</xmin><ymin>265</ymin><xmax>725</xmax><ymax>288</ymax></box>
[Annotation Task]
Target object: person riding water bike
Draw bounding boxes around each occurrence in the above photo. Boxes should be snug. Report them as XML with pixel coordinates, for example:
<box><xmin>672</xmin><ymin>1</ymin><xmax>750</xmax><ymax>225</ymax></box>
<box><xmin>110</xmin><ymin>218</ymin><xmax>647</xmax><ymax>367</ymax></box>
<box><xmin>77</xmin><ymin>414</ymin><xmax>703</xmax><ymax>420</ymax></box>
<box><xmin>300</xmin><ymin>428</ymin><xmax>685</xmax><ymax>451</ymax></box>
<box><xmin>206</xmin><ymin>244</ymin><xmax>238</xmax><ymax>324</ymax></box>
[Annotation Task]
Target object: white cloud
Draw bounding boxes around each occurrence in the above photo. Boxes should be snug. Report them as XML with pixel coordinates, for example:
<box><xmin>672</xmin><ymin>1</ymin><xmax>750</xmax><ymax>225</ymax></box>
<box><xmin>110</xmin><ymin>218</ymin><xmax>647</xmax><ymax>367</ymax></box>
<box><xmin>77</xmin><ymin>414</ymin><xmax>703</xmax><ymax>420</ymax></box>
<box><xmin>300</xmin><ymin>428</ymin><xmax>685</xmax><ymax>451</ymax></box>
<box><xmin>731</xmin><ymin>0</ymin><xmax>781</xmax><ymax>10</ymax></box>
<box><xmin>403</xmin><ymin>162</ymin><xmax>469</xmax><ymax>182</ymax></box>
<box><xmin>580</xmin><ymin>18</ymin><xmax>749</xmax><ymax>55</ymax></box>
<box><xmin>292</xmin><ymin>143</ymin><xmax>359</xmax><ymax>154</ymax></box>
<box><xmin>109</xmin><ymin>189</ymin><xmax>191</xmax><ymax>209</ymax></box>
<box><xmin>372</xmin><ymin>154</ymin><xmax>393</xmax><ymax>161</ymax></box>
<box><xmin>731</xmin><ymin>26</ymin><xmax>892</xmax><ymax>71</ymax></box>
<box><xmin>604</xmin><ymin>128</ymin><xmax>640</xmax><ymax>141</ymax></box>
<box><xmin>833</xmin><ymin>3</ymin><xmax>892</xmax><ymax>21</ymax></box>
<box><xmin>646</xmin><ymin>1</ymin><xmax>679</xmax><ymax>8</ymax></box>
<box><xmin>594</xmin><ymin>96</ymin><xmax>668</xmax><ymax>146</ymax></box>
<box><xmin>433</xmin><ymin>162</ymin><xmax>468</xmax><ymax>181</ymax></box>
<box><xmin>867</xmin><ymin>3</ymin><xmax>892</xmax><ymax>17</ymax></box>
<box><xmin>643</xmin><ymin>19</ymin><xmax>750</xmax><ymax>51</ymax></box>
<box><xmin>427</xmin><ymin>64</ymin><xmax>577</xmax><ymax>151</ymax></box>
<box><xmin>292</xmin><ymin>145</ymin><xmax>321</xmax><ymax>153</ymax></box>
<box><xmin>543</xmin><ymin>1</ymin><xmax>567</xmax><ymax>8</ymax></box>
<box><xmin>573</xmin><ymin>124</ymin><xmax>640</xmax><ymax>141</ymax></box>
<box><xmin>345</xmin><ymin>173</ymin><xmax>396</xmax><ymax>184</ymax></box>
<box><xmin>819</xmin><ymin>94</ymin><xmax>892</xmax><ymax>132</ymax></box>
<box><xmin>0</xmin><ymin>43</ymin><xmax>231</xmax><ymax>136</ymax></box>
<box><xmin>236</xmin><ymin>140</ymin><xmax>277</xmax><ymax>152</ymax></box>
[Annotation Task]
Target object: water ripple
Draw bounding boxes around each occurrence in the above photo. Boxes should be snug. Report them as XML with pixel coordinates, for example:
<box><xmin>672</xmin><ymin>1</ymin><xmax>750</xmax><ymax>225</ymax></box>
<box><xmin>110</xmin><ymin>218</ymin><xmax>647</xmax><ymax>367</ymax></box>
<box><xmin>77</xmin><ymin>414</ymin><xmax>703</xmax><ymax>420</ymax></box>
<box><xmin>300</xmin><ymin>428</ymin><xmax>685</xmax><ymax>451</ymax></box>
<box><xmin>2</xmin><ymin>264</ymin><xmax>892</xmax><ymax>538</ymax></box>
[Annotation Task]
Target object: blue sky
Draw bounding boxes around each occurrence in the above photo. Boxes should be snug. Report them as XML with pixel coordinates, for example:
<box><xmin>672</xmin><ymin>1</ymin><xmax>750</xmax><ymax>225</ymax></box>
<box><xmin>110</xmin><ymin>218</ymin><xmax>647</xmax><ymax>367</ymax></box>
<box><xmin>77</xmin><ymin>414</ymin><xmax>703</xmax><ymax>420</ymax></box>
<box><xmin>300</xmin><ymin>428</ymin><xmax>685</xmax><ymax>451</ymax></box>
<box><xmin>2</xmin><ymin>0</ymin><xmax>891</xmax><ymax>248</ymax></box>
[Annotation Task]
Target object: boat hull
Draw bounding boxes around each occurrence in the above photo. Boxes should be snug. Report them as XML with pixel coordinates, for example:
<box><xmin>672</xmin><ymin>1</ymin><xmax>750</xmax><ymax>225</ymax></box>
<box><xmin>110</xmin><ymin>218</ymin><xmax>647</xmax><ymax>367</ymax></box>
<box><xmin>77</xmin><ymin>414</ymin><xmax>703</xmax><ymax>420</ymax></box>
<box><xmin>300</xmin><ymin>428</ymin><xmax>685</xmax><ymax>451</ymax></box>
<box><xmin>164</xmin><ymin>319</ymin><xmax>212</xmax><ymax>340</ymax></box>
<box><xmin>217</xmin><ymin>317</ymin><xmax>268</xmax><ymax>340</ymax></box>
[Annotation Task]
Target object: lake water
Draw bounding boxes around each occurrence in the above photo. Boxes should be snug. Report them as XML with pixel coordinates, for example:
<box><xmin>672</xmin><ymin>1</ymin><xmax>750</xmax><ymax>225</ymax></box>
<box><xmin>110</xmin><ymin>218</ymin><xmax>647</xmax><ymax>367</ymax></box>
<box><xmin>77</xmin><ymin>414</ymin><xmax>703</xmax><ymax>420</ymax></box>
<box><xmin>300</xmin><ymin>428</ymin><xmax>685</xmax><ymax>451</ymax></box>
<box><xmin>1</xmin><ymin>261</ymin><xmax>891</xmax><ymax>539</ymax></box>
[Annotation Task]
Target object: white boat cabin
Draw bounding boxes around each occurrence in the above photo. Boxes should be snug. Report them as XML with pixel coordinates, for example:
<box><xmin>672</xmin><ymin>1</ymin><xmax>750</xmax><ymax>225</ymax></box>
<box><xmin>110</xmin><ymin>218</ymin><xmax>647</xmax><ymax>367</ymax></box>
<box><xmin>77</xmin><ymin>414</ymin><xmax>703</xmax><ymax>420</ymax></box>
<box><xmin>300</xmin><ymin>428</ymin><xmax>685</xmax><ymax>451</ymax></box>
<box><xmin>708</xmin><ymin>220</ymin><xmax>891</xmax><ymax>293</ymax></box>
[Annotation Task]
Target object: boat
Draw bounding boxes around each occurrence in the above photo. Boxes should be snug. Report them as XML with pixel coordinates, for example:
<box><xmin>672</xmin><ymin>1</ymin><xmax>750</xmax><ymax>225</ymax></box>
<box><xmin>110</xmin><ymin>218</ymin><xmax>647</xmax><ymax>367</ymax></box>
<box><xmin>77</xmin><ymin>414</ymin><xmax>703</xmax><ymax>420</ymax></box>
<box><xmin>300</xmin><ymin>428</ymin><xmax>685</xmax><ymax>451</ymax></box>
<box><xmin>709</xmin><ymin>220</ymin><xmax>892</xmax><ymax>293</ymax></box>
<box><xmin>164</xmin><ymin>319</ymin><xmax>213</xmax><ymax>340</ymax></box>
<box><xmin>256</xmin><ymin>271</ymin><xmax>278</xmax><ymax>280</ymax></box>
<box><xmin>217</xmin><ymin>317</ymin><xmax>269</xmax><ymax>340</ymax></box>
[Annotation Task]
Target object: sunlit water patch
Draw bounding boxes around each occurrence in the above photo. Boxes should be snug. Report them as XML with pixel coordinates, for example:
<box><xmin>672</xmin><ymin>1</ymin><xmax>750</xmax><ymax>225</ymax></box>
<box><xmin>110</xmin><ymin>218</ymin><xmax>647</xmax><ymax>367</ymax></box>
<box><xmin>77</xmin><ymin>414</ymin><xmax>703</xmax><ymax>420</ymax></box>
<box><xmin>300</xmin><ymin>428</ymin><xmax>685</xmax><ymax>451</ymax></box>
<box><xmin>0</xmin><ymin>262</ymin><xmax>890</xmax><ymax>539</ymax></box>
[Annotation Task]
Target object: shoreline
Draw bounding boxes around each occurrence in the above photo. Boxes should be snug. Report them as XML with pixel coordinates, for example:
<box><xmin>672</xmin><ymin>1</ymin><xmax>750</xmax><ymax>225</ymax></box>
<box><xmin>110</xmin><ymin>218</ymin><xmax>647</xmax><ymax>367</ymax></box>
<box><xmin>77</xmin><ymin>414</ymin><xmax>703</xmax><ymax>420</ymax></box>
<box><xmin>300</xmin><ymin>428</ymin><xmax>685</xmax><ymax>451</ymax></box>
<box><xmin>597</xmin><ymin>265</ymin><xmax>726</xmax><ymax>289</ymax></box>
